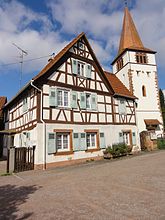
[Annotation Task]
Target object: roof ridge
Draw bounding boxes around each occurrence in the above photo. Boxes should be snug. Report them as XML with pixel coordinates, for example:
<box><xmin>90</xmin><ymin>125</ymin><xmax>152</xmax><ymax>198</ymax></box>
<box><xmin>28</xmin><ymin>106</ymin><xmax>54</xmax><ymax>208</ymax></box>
<box><xmin>33</xmin><ymin>32</ymin><xmax>85</xmax><ymax>81</ymax></box>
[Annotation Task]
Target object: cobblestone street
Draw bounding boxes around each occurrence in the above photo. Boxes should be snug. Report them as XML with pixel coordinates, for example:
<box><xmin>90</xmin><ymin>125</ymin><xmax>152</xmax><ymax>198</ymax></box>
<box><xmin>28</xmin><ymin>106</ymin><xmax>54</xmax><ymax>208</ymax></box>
<box><xmin>0</xmin><ymin>151</ymin><xmax>165</xmax><ymax>220</ymax></box>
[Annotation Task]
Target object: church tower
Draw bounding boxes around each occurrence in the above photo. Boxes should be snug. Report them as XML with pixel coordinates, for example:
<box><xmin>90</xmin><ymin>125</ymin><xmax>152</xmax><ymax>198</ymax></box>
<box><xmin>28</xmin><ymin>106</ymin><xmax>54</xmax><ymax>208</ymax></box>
<box><xmin>111</xmin><ymin>7</ymin><xmax>163</xmax><ymax>137</ymax></box>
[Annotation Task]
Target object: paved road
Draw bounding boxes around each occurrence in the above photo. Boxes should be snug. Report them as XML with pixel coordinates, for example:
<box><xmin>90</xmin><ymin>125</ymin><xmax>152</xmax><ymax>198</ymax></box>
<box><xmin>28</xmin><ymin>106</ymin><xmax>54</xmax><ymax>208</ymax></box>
<box><xmin>0</xmin><ymin>151</ymin><xmax>165</xmax><ymax>220</ymax></box>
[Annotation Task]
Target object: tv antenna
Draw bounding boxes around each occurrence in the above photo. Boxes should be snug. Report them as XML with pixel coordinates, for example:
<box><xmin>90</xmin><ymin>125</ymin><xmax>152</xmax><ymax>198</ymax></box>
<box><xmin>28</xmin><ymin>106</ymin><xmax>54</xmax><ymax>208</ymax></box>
<box><xmin>12</xmin><ymin>43</ymin><xmax>28</xmax><ymax>89</ymax></box>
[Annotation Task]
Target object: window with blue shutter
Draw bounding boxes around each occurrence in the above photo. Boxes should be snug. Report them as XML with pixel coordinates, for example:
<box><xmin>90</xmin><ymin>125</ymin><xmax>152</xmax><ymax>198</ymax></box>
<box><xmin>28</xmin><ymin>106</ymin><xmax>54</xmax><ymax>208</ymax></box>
<box><xmin>80</xmin><ymin>93</ymin><xmax>86</xmax><ymax>109</ymax></box>
<box><xmin>71</xmin><ymin>91</ymin><xmax>78</xmax><ymax>109</ymax></box>
<box><xmin>49</xmin><ymin>87</ymin><xmax>57</xmax><ymax>107</ymax></box>
<box><xmin>73</xmin><ymin>133</ymin><xmax>80</xmax><ymax>151</ymax></box>
<box><xmin>47</xmin><ymin>133</ymin><xmax>56</xmax><ymax>154</ymax></box>
<box><xmin>100</xmin><ymin>133</ymin><xmax>106</xmax><ymax>149</ymax></box>
<box><xmin>23</xmin><ymin>97</ymin><xmax>28</xmax><ymax>112</ymax></box>
<box><xmin>80</xmin><ymin>133</ymin><xmax>87</xmax><ymax>150</ymax></box>
<box><xmin>118</xmin><ymin>98</ymin><xmax>127</xmax><ymax>115</ymax></box>
<box><xmin>119</xmin><ymin>132</ymin><xmax>124</xmax><ymax>143</ymax></box>
<box><xmin>91</xmin><ymin>94</ymin><xmax>97</xmax><ymax>110</ymax></box>
<box><xmin>72</xmin><ymin>59</ymin><xmax>77</xmax><ymax>74</ymax></box>
<box><xmin>132</xmin><ymin>132</ymin><xmax>136</xmax><ymax>146</ymax></box>
<box><xmin>85</xmin><ymin>64</ymin><xmax>92</xmax><ymax>78</ymax></box>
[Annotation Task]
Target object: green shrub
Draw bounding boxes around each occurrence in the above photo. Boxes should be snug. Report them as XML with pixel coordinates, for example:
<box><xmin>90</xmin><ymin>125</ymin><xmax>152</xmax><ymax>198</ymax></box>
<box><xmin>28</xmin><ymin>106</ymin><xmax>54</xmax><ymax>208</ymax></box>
<box><xmin>157</xmin><ymin>139</ymin><xmax>165</xmax><ymax>150</ymax></box>
<box><xmin>104</xmin><ymin>143</ymin><xmax>130</xmax><ymax>158</ymax></box>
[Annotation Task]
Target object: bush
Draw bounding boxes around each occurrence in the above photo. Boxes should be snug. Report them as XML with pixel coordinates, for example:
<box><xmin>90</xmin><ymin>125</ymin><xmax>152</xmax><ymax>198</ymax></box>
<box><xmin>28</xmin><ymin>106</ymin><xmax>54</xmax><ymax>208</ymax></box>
<box><xmin>104</xmin><ymin>143</ymin><xmax>130</xmax><ymax>158</ymax></box>
<box><xmin>157</xmin><ymin>139</ymin><xmax>165</xmax><ymax>150</ymax></box>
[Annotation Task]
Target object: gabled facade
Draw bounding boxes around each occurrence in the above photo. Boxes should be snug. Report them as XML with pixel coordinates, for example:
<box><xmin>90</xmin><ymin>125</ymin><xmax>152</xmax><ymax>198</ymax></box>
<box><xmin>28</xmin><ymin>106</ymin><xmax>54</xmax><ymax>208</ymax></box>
<box><xmin>112</xmin><ymin>7</ymin><xmax>163</xmax><ymax>138</ymax></box>
<box><xmin>3</xmin><ymin>33</ymin><xmax>138</xmax><ymax>169</ymax></box>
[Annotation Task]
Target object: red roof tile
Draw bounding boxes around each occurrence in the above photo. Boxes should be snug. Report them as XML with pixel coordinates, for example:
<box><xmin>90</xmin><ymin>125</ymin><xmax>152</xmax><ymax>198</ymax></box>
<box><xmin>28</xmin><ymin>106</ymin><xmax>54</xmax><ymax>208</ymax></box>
<box><xmin>144</xmin><ymin>119</ymin><xmax>161</xmax><ymax>125</ymax></box>
<box><xmin>104</xmin><ymin>71</ymin><xmax>136</xmax><ymax>99</ymax></box>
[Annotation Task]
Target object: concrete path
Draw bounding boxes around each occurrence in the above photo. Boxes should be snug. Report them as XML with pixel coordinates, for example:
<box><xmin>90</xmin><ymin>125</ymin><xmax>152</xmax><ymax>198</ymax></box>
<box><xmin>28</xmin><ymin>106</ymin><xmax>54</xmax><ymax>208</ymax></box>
<box><xmin>0</xmin><ymin>151</ymin><xmax>165</xmax><ymax>220</ymax></box>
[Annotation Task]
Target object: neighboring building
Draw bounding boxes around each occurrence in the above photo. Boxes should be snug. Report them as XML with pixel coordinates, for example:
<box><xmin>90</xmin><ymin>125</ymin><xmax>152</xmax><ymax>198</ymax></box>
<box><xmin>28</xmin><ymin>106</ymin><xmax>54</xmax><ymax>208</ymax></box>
<box><xmin>0</xmin><ymin>97</ymin><xmax>7</xmax><ymax>157</ymax></box>
<box><xmin>3</xmin><ymin>32</ymin><xmax>138</xmax><ymax>169</ymax></box>
<box><xmin>2</xmin><ymin>7</ymin><xmax>163</xmax><ymax>169</ymax></box>
<box><xmin>163</xmin><ymin>90</ymin><xmax>165</xmax><ymax>101</ymax></box>
<box><xmin>112</xmin><ymin>7</ymin><xmax>163</xmax><ymax>138</ymax></box>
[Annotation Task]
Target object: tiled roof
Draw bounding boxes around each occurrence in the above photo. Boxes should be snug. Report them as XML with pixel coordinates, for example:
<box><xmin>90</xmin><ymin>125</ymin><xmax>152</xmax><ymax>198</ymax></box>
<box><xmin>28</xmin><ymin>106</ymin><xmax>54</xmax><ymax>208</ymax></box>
<box><xmin>111</xmin><ymin>7</ymin><xmax>155</xmax><ymax>65</ymax></box>
<box><xmin>0</xmin><ymin>97</ymin><xmax>7</xmax><ymax>117</ymax></box>
<box><xmin>33</xmin><ymin>32</ymin><xmax>85</xmax><ymax>81</ymax></box>
<box><xmin>118</xmin><ymin>7</ymin><xmax>153</xmax><ymax>56</ymax></box>
<box><xmin>104</xmin><ymin>71</ymin><xmax>136</xmax><ymax>99</ymax></box>
<box><xmin>144</xmin><ymin>119</ymin><xmax>161</xmax><ymax>125</ymax></box>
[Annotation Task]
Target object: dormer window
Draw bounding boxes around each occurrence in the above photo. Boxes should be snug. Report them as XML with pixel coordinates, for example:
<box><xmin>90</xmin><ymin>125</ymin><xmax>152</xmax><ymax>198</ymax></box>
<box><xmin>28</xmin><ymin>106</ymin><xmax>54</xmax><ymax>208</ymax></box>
<box><xmin>78</xmin><ymin>42</ymin><xmax>84</xmax><ymax>50</ymax></box>
<box><xmin>136</xmin><ymin>52</ymin><xmax>148</xmax><ymax>64</ymax></box>
<box><xmin>116</xmin><ymin>58</ymin><xmax>123</xmax><ymax>71</ymax></box>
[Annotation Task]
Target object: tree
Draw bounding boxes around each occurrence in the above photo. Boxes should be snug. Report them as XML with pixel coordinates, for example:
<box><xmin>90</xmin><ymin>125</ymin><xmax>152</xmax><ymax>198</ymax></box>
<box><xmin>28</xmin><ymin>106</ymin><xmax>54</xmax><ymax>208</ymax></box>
<box><xmin>159</xmin><ymin>89</ymin><xmax>165</xmax><ymax>129</ymax></box>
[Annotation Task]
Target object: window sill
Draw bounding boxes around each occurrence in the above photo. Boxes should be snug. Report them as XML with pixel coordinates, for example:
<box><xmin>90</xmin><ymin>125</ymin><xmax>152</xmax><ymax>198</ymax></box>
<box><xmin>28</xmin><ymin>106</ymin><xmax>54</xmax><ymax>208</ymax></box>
<box><xmin>85</xmin><ymin>148</ymin><xmax>100</xmax><ymax>153</ymax></box>
<box><xmin>54</xmin><ymin>151</ymin><xmax>73</xmax><ymax>156</ymax></box>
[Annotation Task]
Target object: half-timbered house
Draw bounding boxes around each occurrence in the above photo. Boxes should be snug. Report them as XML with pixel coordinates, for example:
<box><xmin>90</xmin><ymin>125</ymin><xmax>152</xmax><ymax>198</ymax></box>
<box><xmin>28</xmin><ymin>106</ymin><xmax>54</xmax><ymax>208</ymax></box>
<box><xmin>3</xmin><ymin>32</ymin><xmax>138</xmax><ymax>169</ymax></box>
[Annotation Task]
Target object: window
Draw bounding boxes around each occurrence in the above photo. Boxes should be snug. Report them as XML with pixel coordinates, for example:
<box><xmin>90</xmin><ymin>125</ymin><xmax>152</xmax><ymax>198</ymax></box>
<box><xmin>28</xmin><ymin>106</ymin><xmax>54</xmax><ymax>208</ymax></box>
<box><xmin>57</xmin><ymin>89</ymin><xmax>69</xmax><ymax>107</ymax></box>
<box><xmin>142</xmin><ymin>85</ymin><xmax>146</xmax><ymax>97</ymax></box>
<box><xmin>86</xmin><ymin>133</ymin><xmax>97</xmax><ymax>149</ymax></box>
<box><xmin>78</xmin><ymin>42</ymin><xmax>84</xmax><ymax>50</ymax></box>
<box><xmin>72</xmin><ymin>59</ymin><xmax>91</xmax><ymax>78</ymax></box>
<box><xmin>23</xmin><ymin>97</ymin><xmax>28</xmax><ymax>113</ymax></box>
<box><xmin>136</xmin><ymin>52</ymin><xmax>148</xmax><ymax>64</ymax></box>
<box><xmin>118</xmin><ymin>98</ymin><xmax>127</xmax><ymax>115</ymax></box>
<box><xmin>77</xmin><ymin>62</ymin><xmax>85</xmax><ymax>76</ymax></box>
<box><xmin>116</xmin><ymin>58</ymin><xmax>123</xmax><ymax>71</ymax></box>
<box><xmin>56</xmin><ymin>133</ymin><xmax>70</xmax><ymax>152</ymax></box>
<box><xmin>136</xmin><ymin>71</ymin><xmax>140</xmax><ymax>76</ymax></box>
<box><xmin>86</xmin><ymin>93</ymin><xmax>91</xmax><ymax>109</ymax></box>
<box><xmin>147</xmin><ymin>71</ymin><xmax>150</xmax><ymax>77</ymax></box>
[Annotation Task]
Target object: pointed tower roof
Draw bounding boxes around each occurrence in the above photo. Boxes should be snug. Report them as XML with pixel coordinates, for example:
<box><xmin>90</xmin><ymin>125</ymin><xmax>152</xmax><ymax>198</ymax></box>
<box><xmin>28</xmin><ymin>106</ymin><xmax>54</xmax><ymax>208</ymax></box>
<box><xmin>118</xmin><ymin>7</ymin><xmax>145</xmax><ymax>54</ymax></box>
<box><xmin>112</xmin><ymin>7</ymin><xmax>155</xmax><ymax>64</ymax></box>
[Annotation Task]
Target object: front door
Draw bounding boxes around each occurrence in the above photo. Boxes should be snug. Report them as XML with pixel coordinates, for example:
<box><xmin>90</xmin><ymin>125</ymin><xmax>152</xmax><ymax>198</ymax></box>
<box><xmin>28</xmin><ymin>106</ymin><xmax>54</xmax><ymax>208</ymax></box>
<box><xmin>123</xmin><ymin>131</ymin><xmax>132</xmax><ymax>147</ymax></box>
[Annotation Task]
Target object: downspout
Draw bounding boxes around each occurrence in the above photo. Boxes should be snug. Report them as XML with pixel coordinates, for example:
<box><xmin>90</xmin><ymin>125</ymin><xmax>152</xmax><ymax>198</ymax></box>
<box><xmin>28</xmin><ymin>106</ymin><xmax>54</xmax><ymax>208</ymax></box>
<box><xmin>30</xmin><ymin>80</ymin><xmax>46</xmax><ymax>170</ymax></box>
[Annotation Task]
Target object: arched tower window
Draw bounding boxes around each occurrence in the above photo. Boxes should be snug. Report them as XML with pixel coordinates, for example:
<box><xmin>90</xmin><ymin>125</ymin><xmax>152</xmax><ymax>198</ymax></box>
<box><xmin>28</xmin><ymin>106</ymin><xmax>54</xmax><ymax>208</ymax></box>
<box><xmin>142</xmin><ymin>85</ymin><xmax>146</xmax><ymax>97</ymax></box>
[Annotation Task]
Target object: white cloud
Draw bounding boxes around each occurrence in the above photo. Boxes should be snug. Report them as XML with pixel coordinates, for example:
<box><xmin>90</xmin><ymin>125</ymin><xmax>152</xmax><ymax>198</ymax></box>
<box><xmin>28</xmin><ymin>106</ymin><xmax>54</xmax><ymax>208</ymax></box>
<box><xmin>0</xmin><ymin>0</ymin><xmax>165</xmax><ymax>79</ymax></box>
<box><xmin>0</xmin><ymin>0</ymin><xmax>68</xmax><ymax>75</ymax></box>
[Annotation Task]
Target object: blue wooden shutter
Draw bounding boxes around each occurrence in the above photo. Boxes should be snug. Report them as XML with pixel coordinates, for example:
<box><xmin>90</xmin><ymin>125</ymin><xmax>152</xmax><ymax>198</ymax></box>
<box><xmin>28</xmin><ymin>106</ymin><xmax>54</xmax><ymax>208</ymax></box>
<box><xmin>85</xmin><ymin>64</ymin><xmax>91</xmax><ymax>78</ymax></box>
<box><xmin>72</xmin><ymin>59</ymin><xmax>77</xmax><ymax>74</ymax></box>
<box><xmin>23</xmin><ymin>98</ymin><xmax>28</xmax><ymax>112</ymax></box>
<box><xmin>100</xmin><ymin>133</ymin><xmax>106</xmax><ymax>149</ymax></box>
<box><xmin>80</xmin><ymin>93</ymin><xmax>86</xmax><ymax>109</ymax></box>
<box><xmin>132</xmin><ymin>132</ymin><xmax>136</xmax><ymax>146</ymax></box>
<box><xmin>49</xmin><ymin>87</ymin><xmax>57</xmax><ymax>107</ymax></box>
<box><xmin>119</xmin><ymin>99</ymin><xmax>126</xmax><ymax>115</ymax></box>
<box><xmin>119</xmin><ymin>132</ymin><xmax>124</xmax><ymax>143</ymax></box>
<box><xmin>71</xmin><ymin>91</ymin><xmax>78</xmax><ymax>109</ymax></box>
<box><xmin>91</xmin><ymin>94</ymin><xmax>97</xmax><ymax>110</ymax></box>
<box><xmin>80</xmin><ymin>133</ymin><xmax>87</xmax><ymax>150</ymax></box>
<box><xmin>47</xmin><ymin>133</ymin><xmax>56</xmax><ymax>154</ymax></box>
<box><xmin>73</xmin><ymin>133</ymin><xmax>80</xmax><ymax>151</ymax></box>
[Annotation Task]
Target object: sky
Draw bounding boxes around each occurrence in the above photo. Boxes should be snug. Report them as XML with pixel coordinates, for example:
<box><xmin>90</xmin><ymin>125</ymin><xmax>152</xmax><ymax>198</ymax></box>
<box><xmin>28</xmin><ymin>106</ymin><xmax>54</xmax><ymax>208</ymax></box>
<box><xmin>0</xmin><ymin>0</ymin><xmax>165</xmax><ymax>101</ymax></box>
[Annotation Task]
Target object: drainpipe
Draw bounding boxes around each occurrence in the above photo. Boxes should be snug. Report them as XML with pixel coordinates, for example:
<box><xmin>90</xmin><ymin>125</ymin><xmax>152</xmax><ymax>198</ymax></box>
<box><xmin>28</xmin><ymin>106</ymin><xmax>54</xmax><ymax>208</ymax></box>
<box><xmin>30</xmin><ymin>80</ymin><xmax>46</xmax><ymax>170</ymax></box>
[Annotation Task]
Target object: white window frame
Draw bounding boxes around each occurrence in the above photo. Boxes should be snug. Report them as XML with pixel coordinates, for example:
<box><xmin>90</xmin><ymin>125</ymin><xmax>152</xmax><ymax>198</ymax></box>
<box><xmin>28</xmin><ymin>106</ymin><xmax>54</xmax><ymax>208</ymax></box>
<box><xmin>86</xmin><ymin>133</ymin><xmax>97</xmax><ymax>149</ymax></box>
<box><xmin>86</xmin><ymin>93</ymin><xmax>91</xmax><ymax>109</ymax></box>
<box><xmin>57</xmin><ymin>89</ymin><xmax>70</xmax><ymax>108</ymax></box>
<box><xmin>23</xmin><ymin>97</ymin><xmax>28</xmax><ymax>113</ymax></box>
<box><xmin>77</xmin><ymin>61</ymin><xmax>85</xmax><ymax>77</ymax></box>
<box><xmin>56</xmin><ymin>133</ymin><xmax>70</xmax><ymax>152</ymax></box>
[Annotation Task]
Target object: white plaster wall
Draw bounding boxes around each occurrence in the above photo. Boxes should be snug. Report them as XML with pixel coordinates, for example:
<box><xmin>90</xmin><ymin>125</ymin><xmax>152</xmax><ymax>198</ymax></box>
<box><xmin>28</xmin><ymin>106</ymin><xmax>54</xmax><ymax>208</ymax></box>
<box><xmin>34</xmin><ymin>123</ymin><xmax>139</xmax><ymax>165</ymax></box>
